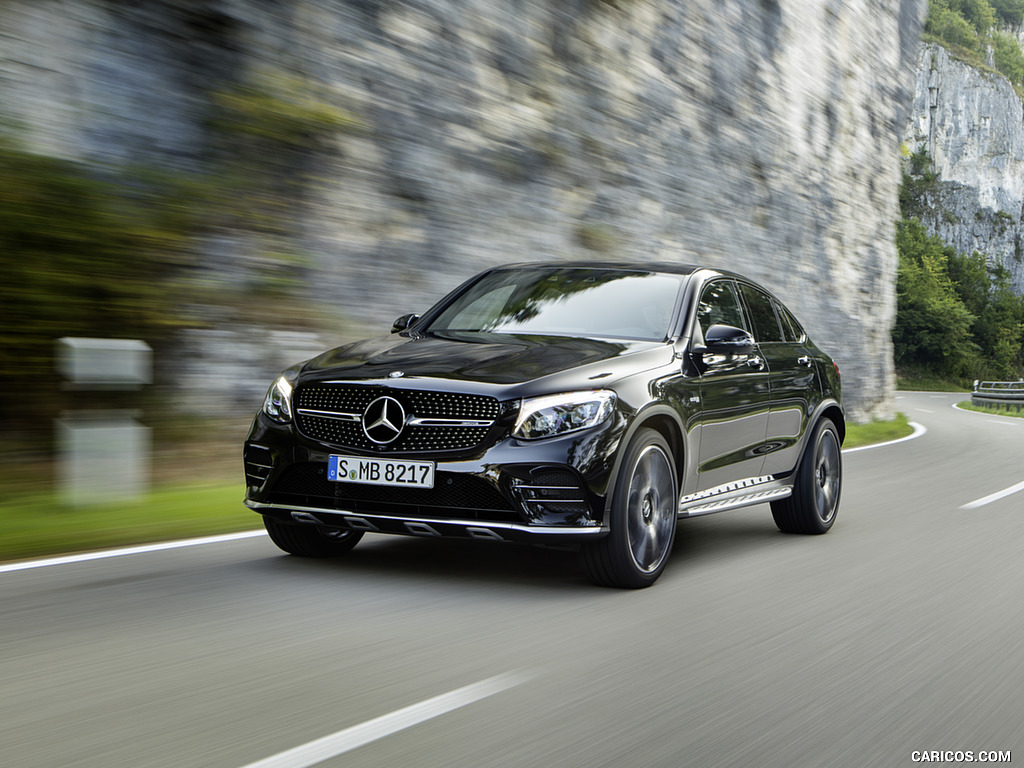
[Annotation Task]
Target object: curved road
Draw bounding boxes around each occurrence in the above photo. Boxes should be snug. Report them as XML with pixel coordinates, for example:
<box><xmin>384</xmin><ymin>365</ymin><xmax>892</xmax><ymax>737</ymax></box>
<box><xmin>2</xmin><ymin>392</ymin><xmax>1022</xmax><ymax>767</ymax></box>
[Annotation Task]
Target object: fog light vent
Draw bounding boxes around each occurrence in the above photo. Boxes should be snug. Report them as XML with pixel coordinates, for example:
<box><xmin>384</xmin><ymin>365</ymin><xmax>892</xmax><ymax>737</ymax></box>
<box><xmin>511</xmin><ymin>469</ymin><xmax>590</xmax><ymax>520</ymax></box>
<box><xmin>244</xmin><ymin>444</ymin><xmax>274</xmax><ymax>486</ymax></box>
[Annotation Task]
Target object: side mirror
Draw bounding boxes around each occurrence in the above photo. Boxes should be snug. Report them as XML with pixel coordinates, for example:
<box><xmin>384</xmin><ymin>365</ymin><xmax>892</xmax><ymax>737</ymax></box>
<box><xmin>704</xmin><ymin>324</ymin><xmax>756</xmax><ymax>350</ymax></box>
<box><xmin>391</xmin><ymin>313</ymin><xmax>420</xmax><ymax>333</ymax></box>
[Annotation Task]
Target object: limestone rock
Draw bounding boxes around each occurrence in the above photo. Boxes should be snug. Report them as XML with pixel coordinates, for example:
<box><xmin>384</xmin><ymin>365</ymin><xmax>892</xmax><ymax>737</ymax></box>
<box><xmin>0</xmin><ymin>0</ymin><xmax>928</xmax><ymax>421</ymax></box>
<box><xmin>903</xmin><ymin>43</ymin><xmax>1024</xmax><ymax>293</ymax></box>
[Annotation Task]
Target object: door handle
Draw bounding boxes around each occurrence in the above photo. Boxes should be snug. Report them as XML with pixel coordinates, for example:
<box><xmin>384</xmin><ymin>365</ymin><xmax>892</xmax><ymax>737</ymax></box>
<box><xmin>747</xmin><ymin>357</ymin><xmax>765</xmax><ymax>370</ymax></box>
<box><xmin>797</xmin><ymin>356</ymin><xmax>812</xmax><ymax>367</ymax></box>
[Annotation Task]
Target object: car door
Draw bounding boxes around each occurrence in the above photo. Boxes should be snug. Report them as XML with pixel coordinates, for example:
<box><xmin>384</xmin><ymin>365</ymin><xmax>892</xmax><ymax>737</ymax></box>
<box><xmin>735</xmin><ymin>283</ymin><xmax>815</xmax><ymax>475</ymax></box>
<box><xmin>691</xmin><ymin>280</ymin><xmax>771</xmax><ymax>491</ymax></box>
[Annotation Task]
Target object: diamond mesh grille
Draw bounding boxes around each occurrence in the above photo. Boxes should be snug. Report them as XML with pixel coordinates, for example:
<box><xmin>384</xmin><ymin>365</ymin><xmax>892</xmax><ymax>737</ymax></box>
<box><xmin>294</xmin><ymin>384</ymin><xmax>502</xmax><ymax>453</ymax></box>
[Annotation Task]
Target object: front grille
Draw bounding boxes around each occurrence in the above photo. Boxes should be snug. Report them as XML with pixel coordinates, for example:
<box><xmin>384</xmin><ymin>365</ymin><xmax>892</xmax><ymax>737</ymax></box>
<box><xmin>298</xmin><ymin>385</ymin><xmax>378</xmax><ymax>413</ymax></box>
<box><xmin>403</xmin><ymin>390</ymin><xmax>500</xmax><ymax>420</ymax></box>
<box><xmin>297</xmin><ymin>416</ymin><xmax>364</xmax><ymax>447</ymax></box>
<box><xmin>294</xmin><ymin>384</ymin><xmax>503</xmax><ymax>454</ymax></box>
<box><xmin>402</xmin><ymin>426</ymin><xmax>492</xmax><ymax>451</ymax></box>
<box><xmin>266</xmin><ymin>462</ymin><xmax>521</xmax><ymax>522</ymax></box>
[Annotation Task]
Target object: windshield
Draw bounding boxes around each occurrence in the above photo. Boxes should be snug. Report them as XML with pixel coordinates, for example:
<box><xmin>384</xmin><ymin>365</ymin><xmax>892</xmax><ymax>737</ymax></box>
<box><xmin>425</xmin><ymin>267</ymin><xmax>686</xmax><ymax>341</ymax></box>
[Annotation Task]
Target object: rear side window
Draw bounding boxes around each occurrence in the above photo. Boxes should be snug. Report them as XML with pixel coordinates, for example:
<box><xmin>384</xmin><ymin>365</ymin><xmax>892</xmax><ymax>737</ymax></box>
<box><xmin>775</xmin><ymin>301</ymin><xmax>806</xmax><ymax>343</ymax></box>
<box><xmin>696</xmin><ymin>281</ymin><xmax>745</xmax><ymax>338</ymax></box>
<box><xmin>737</xmin><ymin>284</ymin><xmax>784</xmax><ymax>343</ymax></box>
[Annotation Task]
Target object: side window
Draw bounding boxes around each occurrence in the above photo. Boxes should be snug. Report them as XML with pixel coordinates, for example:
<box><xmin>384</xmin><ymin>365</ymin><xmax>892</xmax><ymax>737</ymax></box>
<box><xmin>737</xmin><ymin>284</ymin><xmax>784</xmax><ymax>343</ymax></box>
<box><xmin>696</xmin><ymin>281</ymin><xmax>745</xmax><ymax>338</ymax></box>
<box><xmin>775</xmin><ymin>301</ymin><xmax>805</xmax><ymax>343</ymax></box>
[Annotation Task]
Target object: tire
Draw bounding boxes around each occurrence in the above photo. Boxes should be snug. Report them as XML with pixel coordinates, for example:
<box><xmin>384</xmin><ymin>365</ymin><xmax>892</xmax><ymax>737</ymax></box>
<box><xmin>580</xmin><ymin>428</ymin><xmax>679</xmax><ymax>588</ymax></box>
<box><xmin>771</xmin><ymin>417</ymin><xmax>842</xmax><ymax>534</ymax></box>
<box><xmin>263</xmin><ymin>516</ymin><xmax>364</xmax><ymax>557</ymax></box>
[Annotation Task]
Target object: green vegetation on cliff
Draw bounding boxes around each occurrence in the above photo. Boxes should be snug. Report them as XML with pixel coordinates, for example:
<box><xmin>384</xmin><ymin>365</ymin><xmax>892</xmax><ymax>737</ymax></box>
<box><xmin>926</xmin><ymin>0</ymin><xmax>1024</xmax><ymax>89</ymax></box>
<box><xmin>895</xmin><ymin>148</ymin><xmax>1024</xmax><ymax>384</ymax></box>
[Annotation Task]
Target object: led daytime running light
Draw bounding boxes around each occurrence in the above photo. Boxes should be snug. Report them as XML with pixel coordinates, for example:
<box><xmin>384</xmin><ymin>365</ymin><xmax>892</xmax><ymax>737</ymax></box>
<box><xmin>263</xmin><ymin>375</ymin><xmax>294</xmax><ymax>423</ymax></box>
<box><xmin>514</xmin><ymin>390</ymin><xmax>616</xmax><ymax>440</ymax></box>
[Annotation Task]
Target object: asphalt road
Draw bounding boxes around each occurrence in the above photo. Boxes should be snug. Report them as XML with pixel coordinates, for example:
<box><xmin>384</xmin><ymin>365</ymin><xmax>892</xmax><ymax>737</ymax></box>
<box><xmin>2</xmin><ymin>392</ymin><xmax>1022</xmax><ymax>768</ymax></box>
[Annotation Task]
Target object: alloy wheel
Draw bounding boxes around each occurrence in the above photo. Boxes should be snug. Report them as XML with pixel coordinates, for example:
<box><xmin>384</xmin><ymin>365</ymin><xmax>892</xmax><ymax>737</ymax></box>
<box><xmin>625</xmin><ymin>445</ymin><xmax>677</xmax><ymax>573</ymax></box>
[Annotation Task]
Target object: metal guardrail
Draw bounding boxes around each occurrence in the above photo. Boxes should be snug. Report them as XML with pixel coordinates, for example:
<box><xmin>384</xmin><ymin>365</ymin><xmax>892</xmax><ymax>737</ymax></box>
<box><xmin>972</xmin><ymin>380</ymin><xmax>1024</xmax><ymax>412</ymax></box>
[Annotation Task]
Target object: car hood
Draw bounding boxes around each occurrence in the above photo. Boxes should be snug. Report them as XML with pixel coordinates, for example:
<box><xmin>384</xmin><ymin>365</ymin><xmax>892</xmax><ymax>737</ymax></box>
<box><xmin>301</xmin><ymin>331</ymin><xmax>671</xmax><ymax>388</ymax></box>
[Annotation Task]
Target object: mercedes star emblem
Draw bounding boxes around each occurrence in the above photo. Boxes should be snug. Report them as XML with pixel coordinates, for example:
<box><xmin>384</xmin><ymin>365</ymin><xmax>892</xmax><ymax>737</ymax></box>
<box><xmin>388</xmin><ymin>370</ymin><xmax>404</xmax><ymax>379</ymax></box>
<box><xmin>362</xmin><ymin>396</ymin><xmax>406</xmax><ymax>444</ymax></box>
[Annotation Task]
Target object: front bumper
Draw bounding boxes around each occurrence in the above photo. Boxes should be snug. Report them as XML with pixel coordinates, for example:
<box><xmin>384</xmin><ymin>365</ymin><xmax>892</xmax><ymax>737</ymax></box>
<box><xmin>247</xmin><ymin>501</ymin><xmax>607</xmax><ymax>543</ymax></box>
<box><xmin>244</xmin><ymin>412</ymin><xmax>623</xmax><ymax>542</ymax></box>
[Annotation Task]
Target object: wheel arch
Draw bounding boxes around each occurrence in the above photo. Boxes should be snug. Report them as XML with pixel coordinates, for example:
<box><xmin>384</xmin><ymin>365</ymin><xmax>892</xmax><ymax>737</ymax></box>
<box><xmin>816</xmin><ymin>401</ymin><xmax>846</xmax><ymax>445</ymax></box>
<box><xmin>603</xmin><ymin>405</ymin><xmax>687</xmax><ymax>516</ymax></box>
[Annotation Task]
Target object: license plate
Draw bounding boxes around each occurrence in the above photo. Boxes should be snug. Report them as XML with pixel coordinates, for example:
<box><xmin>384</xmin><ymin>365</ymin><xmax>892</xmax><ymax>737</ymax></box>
<box><xmin>328</xmin><ymin>455</ymin><xmax>434</xmax><ymax>489</ymax></box>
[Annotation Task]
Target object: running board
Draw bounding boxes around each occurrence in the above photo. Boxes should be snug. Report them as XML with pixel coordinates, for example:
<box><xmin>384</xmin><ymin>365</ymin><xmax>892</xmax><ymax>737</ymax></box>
<box><xmin>678</xmin><ymin>478</ymin><xmax>792</xmax><ymax>518</ymax></box>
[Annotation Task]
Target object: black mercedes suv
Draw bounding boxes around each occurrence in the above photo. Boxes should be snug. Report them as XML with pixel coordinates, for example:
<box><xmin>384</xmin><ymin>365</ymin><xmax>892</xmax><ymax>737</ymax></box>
<box><xmin>244</xmin><ymin>262</ymin><xmax>843</xmax><ymax>588</ymax></box>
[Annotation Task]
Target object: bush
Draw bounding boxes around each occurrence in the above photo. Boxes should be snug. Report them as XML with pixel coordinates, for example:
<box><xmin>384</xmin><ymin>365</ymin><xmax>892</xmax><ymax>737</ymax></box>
<box><xmin>894</xmin><ymin>220</ymin><xmax>980</xmax><ymax>377</ymax></box>
<box><xmin>990</xmin><ymin>0</ymin><xmax>1024</xmax><ymax>25</ymax></box>
<box><xmin>956</xmin><ymin>0</ymin><xmax>999</xmax><ymax>33</ymax></box>
<box><xmin>894</xmin><ymin>213</ymin><xmax>1024</xmax><ymax>381</ymax></box>
<box><xmin>899</xmin><ymin>147</ymin><xmax>940</xmax><ymax>219</ymax></box>
<box><xmin>993</xmin><ymin>31</ymin><xmax>1024</xmax><ymax>85</ymax></box>
<box><xmin>926</xmin><ymin>0</ymin><xmax>1024</xmax><ymax>85</ymax></box>
<box><xmin>929</xmin><ymin>7</ymin><xmax>980</xmax><ymax>48</ymax></box>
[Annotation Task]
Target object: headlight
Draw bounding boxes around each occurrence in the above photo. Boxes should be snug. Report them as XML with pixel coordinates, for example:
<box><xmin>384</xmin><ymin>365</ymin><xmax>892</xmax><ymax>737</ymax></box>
<box><xmin>513</xmin><ymin>390</ymin><xmax>616</xmax><ymax>440</ymax></box>
<box><xmin>262</xmin><ymin>375</ymin><xmax>295</xmax><ymax>423</ymax></box>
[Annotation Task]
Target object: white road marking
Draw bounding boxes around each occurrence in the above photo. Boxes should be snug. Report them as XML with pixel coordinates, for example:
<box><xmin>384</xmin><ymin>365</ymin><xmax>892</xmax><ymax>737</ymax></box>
<box><xmin>843</xmin><ymin>421</ymin><xmax>927</xmax><ymax>454</ymax></box>
<box><xmin>237</xmin><ymin>672</ymin><xmax>530</xmax><ymax>768</ymax></box>
<box><xmin>987</xmin><ymin>420</ymin><xmax>1018</xmax><ymax>426</ymax></box>
<box><xmin>0</xmin><ymin>530</ymin><xmax>266</xmax><ymax>574</ymax></box>
<box><xmin>961</xmin><ymin>481</ymin><xmax>1024</xmax><ymax>510</ymax></box>
<box><xmin>916</xmin><ymin>408</ymin><xmax>934</xmax><ymax>413</ymax></box>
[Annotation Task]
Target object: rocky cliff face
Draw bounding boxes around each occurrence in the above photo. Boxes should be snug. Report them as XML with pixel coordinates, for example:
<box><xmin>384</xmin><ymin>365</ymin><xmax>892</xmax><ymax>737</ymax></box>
<box><xmin>903</xmin><ymin>43</ymin><xmax>1024</xmax><ymax>293</ymax></box>
<box><xmin>0</xmin><ymin>0</ymin><xmax>927</xmax><ymax>421</ymax></box>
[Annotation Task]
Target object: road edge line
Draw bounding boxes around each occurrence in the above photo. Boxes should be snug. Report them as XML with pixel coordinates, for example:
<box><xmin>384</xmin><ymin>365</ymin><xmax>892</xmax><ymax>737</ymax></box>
<box><xmin>0</xmin><ymin>530</ymin><xmax>266</xmax><ymax>574</ymax></box>
<box><xmin>842</xmin><ymin>421</ymin><xmax>927</xmax><ymax>454</ymax></box>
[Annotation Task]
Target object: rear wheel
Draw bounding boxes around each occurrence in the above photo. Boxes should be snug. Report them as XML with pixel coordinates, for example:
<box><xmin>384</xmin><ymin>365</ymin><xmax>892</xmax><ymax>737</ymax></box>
<box><xmin>771</xmin><ymin>418</ymin><xmax>842</xmax><ymax>534</ymax></box>
<box><xmin>263</xmin><ymin>516</ymin><xmax>364</xmax><ymax>557</ymax></box>
<box><xmin>580</xmin><ymin>428</ymin><xmax>678</xmax><ymax>588</ymax></box>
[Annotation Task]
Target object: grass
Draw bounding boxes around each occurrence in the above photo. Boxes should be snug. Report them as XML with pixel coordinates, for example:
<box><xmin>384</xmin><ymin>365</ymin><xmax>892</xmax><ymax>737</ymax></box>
<box><xmin>842</xmin><ymin>412</ymin><xmax>913</xmax><ymax>449</ymax></box>
<box><xmin>0</xmin><ymin>480</ymin><xmax>257</xmax><ymax>563</ymax></box>
<box><xmin>896</xmin><ymin>373</ymin><xmax>970</xmax><ymax>392</ymax></box>
<box><xmin>956</xmin><ymin>400</ymin><xmax>1024</xmax><ymax>418</ymax></box>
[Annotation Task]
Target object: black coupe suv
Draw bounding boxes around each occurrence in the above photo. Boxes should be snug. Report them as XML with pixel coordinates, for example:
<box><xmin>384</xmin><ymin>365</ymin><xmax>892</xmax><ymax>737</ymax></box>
<box><xmin>244</xmin><ymin>262</ymin><xmax>843</xmax><ymax>588</ymax></box>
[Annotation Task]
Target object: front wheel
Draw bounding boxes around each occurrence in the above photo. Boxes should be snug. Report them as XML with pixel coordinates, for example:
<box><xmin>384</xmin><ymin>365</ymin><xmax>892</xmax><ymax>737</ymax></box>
<box><xmin>263</xmin><ymin>516</ymin><xmax>364</xmax><ymax>557</ymax></box>
<box><xmin>580</xmin><ymin>428</ymin><xmax>679</xmax><ymax>588</ymax></box>
<box><xmin>771</xmin><ymin>418</ymin><xmax>842</xmax><ymax>534</ymax></box>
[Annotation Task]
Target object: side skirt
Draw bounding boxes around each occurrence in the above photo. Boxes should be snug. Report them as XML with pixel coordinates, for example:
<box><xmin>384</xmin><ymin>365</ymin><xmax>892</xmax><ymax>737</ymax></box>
<box><xmin>678</xmin><ymin>475</ymin><xmax>793</xmax><ymax>518</ymax></box>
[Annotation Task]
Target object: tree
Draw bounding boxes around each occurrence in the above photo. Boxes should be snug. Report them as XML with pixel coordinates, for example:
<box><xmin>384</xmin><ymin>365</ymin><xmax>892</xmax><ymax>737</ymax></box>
<box><xmin>893</xmin><ymin>220</ymin><xmax>980</xmax><ymax>377</ymax></box>
<box><xmin>992</xmin><ymin>31</ymin><xmax>1024</xmax><ymax>86</ymax></box>
<box><xmin>990</xmin><ymin>0</ymin><xmax>1024</xmax><ymax>25</ymax></box>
